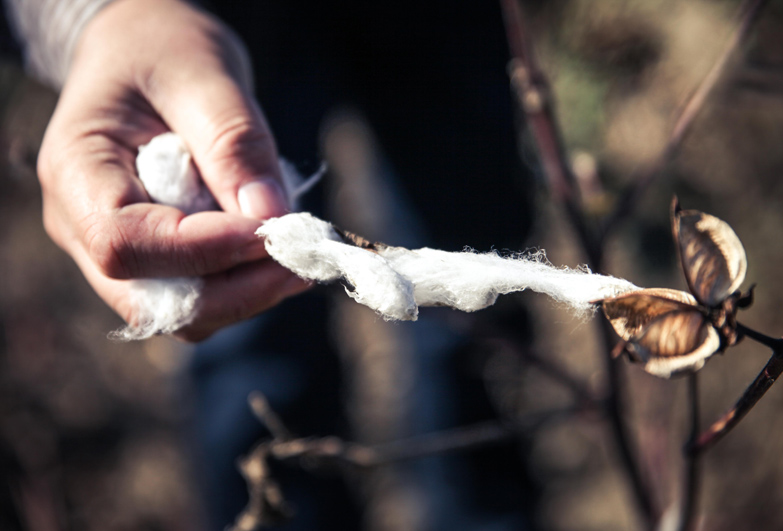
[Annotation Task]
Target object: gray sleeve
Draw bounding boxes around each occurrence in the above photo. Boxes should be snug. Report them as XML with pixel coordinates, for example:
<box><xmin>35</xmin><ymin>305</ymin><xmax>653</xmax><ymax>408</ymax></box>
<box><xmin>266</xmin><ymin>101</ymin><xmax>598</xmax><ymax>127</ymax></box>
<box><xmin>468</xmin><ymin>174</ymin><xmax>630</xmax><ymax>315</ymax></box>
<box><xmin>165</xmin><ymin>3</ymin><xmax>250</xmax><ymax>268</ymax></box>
<box><xmin>4</xmin><ymin>0</ymin><xmax>116</xmax><ymax>88</ymax></box>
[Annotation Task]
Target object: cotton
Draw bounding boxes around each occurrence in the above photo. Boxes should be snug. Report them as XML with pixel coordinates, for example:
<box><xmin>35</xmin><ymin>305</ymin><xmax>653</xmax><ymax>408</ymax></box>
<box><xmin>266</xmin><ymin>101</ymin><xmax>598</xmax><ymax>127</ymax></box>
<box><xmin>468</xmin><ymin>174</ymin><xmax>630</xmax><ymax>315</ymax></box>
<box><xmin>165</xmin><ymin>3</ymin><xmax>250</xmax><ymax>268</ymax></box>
<box><xmin>257</xmin><ymin>213</ymin><xmax>639</xmax><ymax>321</ymax></box>
<box><xmin>135</xmin><ymin>132</ymin><xmax>216</xmax><ymax>215</ymax></box>
<box><xmin>110</xmin><ymin>277</ymin><xmax>203</xmax><ymax>341</ymax></box>
<box><xmin>115</xmin><ymin>133</ymin><xmax>324</xmax><ymax>340</ymax></box>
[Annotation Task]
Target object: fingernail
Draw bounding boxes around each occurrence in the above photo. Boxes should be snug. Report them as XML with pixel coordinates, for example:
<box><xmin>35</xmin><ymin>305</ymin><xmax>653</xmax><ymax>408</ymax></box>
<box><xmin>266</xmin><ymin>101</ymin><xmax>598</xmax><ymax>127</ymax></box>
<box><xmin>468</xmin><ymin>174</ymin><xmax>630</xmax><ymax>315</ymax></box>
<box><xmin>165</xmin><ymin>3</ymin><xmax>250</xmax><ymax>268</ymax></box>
<box><xmin>238</xmin><ymin>179</ymin><xmax>289</xmax><ymax>219</ymax></box>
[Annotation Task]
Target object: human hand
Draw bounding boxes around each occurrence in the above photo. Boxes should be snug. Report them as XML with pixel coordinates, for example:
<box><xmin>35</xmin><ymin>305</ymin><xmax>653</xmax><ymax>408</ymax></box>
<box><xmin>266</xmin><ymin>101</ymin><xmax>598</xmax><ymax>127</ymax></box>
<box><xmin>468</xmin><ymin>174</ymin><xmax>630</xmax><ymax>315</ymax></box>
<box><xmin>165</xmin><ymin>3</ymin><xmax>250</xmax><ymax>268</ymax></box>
<box><xmin>37</xmin><ymin>0</ymin><xmax>310</xmax><ymax>341</ymax></box>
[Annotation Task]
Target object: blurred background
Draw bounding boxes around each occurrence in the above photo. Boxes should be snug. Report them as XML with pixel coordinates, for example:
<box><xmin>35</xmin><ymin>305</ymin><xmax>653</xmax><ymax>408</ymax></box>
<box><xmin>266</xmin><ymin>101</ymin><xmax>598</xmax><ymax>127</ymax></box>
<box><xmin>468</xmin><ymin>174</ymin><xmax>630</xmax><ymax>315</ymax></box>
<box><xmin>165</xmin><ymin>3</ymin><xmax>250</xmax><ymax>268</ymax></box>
<box><xmin>3</xmin><ymin>0</ymin><xmax>783</xmax><ymax>529</ymax></box>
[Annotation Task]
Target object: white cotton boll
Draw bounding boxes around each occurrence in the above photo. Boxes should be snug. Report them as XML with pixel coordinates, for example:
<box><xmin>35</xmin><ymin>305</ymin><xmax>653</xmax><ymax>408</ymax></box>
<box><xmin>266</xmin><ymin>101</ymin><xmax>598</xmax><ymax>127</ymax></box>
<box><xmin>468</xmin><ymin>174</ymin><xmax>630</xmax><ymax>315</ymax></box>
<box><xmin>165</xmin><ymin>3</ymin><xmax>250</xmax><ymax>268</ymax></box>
<box><xmin>118</xmin><ymin>134</ymin><xmax>326</xmax><ymax>340</ymax></box>
<box><xmin>257</xmin><ymin>212</ymin><xmax>640</xmax><ymax>321</ymax></box>
<box><xmin>257</xmin><ymin>213</ymin><xmax>418</xmax><ymax>320</ymax></box>
<box><xmin>110</xmin><ymin>277</ymin><xmax>203</xmax><ymax>341</ymax></box>
<box><xmin>380</xmin><ymin>247</ymin><xmax>637</xmax><ymax>318</ymax></box>
<box><xmin>136</xmin><ymin>132</ymin><xmax>216</xmax><ymax>214</ymax></box>
<box><xmin>258</xmin><ymin>213</ymin><xmax>344</xmax><ymax>281</ymax></box>
<box><xmin>379</xmin><ymin>247</ymin><xmax>502</xmax><ymax>311</ymax></box>
<box><xmin>321</xmin><ymin>239</ymin><xmax>417</xmax><ymax>320</ymax></box>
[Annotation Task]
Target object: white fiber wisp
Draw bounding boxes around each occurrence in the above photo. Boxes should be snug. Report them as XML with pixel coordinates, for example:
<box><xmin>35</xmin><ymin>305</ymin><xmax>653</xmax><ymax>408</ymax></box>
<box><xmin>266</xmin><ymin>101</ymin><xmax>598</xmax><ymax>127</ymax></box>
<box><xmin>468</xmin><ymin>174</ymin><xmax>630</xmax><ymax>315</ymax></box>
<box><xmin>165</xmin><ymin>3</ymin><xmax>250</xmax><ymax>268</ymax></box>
<box><xmin>257</xmin><ymin>212</ymin><xmax>639</xmax><ymax>321</ymax></box>
<box><xmin>110</xmin><ymin>278</ymin><xmax>203</xmax><ymax>341</ymax></box>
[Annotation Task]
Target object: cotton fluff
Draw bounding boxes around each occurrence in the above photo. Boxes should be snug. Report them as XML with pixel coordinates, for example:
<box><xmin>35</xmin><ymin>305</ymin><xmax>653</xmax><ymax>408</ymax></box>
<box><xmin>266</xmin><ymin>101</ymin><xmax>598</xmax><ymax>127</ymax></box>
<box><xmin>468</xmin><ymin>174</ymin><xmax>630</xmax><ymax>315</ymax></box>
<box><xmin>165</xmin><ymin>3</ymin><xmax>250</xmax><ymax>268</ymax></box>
<box><xmin>257</xmin><ymin>212</ymin><xmax>640</xmax><ymax>321</ymax></box>
<box><xmin>115</xmin><ymin>133</ymin><xmax>325</xmax><ymax>340</ymax></box>
<box><xmin>110</xmin><ymin>278</ymin><xmax>203</xmax><ymax>341</ymax></box>
<box><xmin>260</xmin><ymin>213</ymin><xmax>417</xmax><ymax>320</ymax></box>
<box><xmin>135</xmin><ymin>132</ymin><xmax>217</xmax><ymax>215</ymax></box>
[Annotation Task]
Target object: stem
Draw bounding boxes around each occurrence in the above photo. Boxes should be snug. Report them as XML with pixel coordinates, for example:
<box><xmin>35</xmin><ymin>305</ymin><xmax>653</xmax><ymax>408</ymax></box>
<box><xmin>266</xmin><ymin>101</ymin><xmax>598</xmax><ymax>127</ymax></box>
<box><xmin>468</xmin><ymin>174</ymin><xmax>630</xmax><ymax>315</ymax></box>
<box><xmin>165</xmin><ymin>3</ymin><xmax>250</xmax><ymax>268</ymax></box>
<box><xmin>479</xmin><ymin>332</ymin><xmax>598</xmax><ymax>406</ymax></box>
<box><xmin>679</xmin><ymin>374</ymin><xmax>701</xmax><ymax>531</ymax></box>
<box><xmin>738</xmin><ymin>322</ymin><xmax>783</xmax><ymax>351</ymax></box>
<box><xmin>690</xmin><ymin>345</ymin><xmax>783</xmax><ymax>453</ymax></box>
<box><xmin>249</xmin><ymin>392</ymin><xmax>293</xmax><ymax>442</ymax></box>
<box><xmin>601</xmin><ymin>0</ymin><xmax>770</xmax><ymax>240</ymax></box>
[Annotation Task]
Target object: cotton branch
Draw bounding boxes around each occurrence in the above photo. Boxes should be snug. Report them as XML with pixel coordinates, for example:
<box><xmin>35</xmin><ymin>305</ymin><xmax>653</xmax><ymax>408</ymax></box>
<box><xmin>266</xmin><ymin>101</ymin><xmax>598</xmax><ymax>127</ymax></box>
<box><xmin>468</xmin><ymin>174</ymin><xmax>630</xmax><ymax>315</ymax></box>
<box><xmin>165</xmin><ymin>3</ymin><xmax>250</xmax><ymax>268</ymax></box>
<box><xmin>601</xmin><ymin>0</ymin><xmax>770</xmax><ymax>240</ymax></box>
<box><xmin>689</xmin><ymin>324</ymin><xmax>783</xmax><ymax>453</ymax></box>
<box><xmin>268</xmin><ymin>413</ymin><xmax>577</xmax><ymax>468</ymax></box>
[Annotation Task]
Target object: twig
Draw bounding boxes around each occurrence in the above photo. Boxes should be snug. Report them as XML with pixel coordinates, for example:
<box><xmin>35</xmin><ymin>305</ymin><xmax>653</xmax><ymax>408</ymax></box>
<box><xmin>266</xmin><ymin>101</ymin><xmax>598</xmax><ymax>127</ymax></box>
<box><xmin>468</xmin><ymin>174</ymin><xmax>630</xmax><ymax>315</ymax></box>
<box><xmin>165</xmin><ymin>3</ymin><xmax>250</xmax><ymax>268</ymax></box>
<box><xmin>247</xmin><ymin>390</ymin><xmax>590</xmax><ymax>469</ymax></box>
<box><xmin>737</xmin><ymin>322</ymin><xmax>783</xmax><ymax>351</ymax></box>
<box><xmin>690</xmin><ymin>324</ymin><xmax>783</xmax><ymax>453</ymax></box>
<box><xmin>678</xmin><ymin>373</ymin><xmax>701</xmax><ymax>531</ymax></box>
<box><xmin>601</xmin><ymin>0</ymin><xmax>770</xmax><ymax>239</ymax></box>
<box><xmin>249</xmin><ymin>391</ymin><xmax>293</xmax><ymax>442</ymax></box>
<box><xmin>269</xmin><ymin>407</ymin><xmax>585</xmax><ymax>468</ymax></box>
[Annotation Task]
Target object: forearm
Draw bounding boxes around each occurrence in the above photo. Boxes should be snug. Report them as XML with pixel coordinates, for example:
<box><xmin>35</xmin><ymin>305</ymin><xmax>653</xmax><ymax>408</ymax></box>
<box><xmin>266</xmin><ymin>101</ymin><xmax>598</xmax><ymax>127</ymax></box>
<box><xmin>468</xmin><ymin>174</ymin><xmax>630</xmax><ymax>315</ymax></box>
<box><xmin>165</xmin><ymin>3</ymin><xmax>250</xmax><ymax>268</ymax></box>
<box><xmin>4</xmin><ymin>0</ymin><xmax>115</xmax><ymax>87</ymax></box>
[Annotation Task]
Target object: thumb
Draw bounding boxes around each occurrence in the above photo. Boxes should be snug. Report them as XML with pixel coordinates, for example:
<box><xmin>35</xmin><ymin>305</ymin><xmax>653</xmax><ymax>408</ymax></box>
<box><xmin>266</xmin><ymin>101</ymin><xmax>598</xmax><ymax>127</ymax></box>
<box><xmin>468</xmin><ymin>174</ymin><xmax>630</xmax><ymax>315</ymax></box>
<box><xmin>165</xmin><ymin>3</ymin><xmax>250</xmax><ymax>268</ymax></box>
<box><xmin>144</xmin><ymin>45</ymin><xmax>289</xmax><ymax>219</ymax></box>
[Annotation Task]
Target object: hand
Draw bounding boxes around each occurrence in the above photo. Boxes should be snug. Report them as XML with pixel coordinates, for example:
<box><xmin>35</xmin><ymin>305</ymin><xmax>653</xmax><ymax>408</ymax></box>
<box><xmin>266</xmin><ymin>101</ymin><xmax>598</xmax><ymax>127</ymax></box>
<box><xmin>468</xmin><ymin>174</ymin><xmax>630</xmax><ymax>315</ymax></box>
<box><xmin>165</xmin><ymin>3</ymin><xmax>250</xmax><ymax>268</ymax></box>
<box><xmin>37</xmin><ymin>0</ymin><xmax>310</xmax><ymax>341</ymax></box>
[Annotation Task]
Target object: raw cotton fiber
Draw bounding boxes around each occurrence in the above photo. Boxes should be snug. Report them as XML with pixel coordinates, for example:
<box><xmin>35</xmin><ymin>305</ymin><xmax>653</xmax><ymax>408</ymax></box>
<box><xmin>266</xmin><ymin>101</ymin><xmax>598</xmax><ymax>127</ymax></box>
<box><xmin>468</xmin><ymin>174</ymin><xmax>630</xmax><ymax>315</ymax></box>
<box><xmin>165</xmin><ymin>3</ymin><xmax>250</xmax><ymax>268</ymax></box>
<box><xmin>116</xmin><ymin>133</ymin><xmax>323</xmax><ymax>340</ymax></box>
<box><xmin>135</xmin><ymin>132</ymin><xmax>217</xmax><ymax>215</ymax></box>
<box><xmin>257</xmin><ymin>213</ymin><xmax>639</xmax><ymax>321</ymax></box>
<box><xmin>110</xmin><ymin>277</ymin><xmax>203</xmax><ymax>341</ymax></box>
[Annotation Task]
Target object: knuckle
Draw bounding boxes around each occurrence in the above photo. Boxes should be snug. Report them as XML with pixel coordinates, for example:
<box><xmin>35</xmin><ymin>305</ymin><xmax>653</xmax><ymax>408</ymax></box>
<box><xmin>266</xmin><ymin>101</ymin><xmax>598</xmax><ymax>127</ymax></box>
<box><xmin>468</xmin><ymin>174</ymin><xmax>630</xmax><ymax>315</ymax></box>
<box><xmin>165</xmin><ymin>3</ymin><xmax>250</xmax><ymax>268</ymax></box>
<box><xmin>207</xmin><ymin>114</ymin><xmax>271</xmax><ymax>157</ymax></box>
<box><xmin>203</xmin><ymin>113</ymin><xmax>277</xmax><ymax>184</ymax></box>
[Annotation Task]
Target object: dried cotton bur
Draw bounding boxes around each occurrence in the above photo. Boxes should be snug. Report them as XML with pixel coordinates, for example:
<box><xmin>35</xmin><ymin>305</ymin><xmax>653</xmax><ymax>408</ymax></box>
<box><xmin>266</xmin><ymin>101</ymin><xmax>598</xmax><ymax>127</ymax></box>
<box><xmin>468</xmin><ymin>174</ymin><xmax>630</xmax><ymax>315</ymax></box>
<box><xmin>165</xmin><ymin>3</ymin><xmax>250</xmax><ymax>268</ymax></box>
<box><xmin>598</xmin><ymin>198</ymin><xmax>753</xmax><ymax>378</ymax></box>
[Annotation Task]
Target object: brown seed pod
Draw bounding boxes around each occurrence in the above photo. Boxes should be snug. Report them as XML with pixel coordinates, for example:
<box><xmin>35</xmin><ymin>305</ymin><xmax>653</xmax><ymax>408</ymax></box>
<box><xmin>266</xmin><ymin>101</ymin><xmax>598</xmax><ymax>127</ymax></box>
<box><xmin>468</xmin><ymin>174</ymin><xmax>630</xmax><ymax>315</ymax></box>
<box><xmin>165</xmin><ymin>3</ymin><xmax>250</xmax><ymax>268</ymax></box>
<box><xmin>626</xmin><ymin>308</ymin><xmax>720</xmax><ymax>378</ymax></box>
<box><xmin>601</xmin><ymin>288</ymin><xmax>698</xmax><ymax>341</ymax></box>
<box><xmin>672</xmin><ymin>197</ymin><xmax>747</xmax><ymax>308</ymax></box>
<box><xmin>598</xmin><ymin>199</ymin><xmax>749</xmax><ymax>378</ymax></box>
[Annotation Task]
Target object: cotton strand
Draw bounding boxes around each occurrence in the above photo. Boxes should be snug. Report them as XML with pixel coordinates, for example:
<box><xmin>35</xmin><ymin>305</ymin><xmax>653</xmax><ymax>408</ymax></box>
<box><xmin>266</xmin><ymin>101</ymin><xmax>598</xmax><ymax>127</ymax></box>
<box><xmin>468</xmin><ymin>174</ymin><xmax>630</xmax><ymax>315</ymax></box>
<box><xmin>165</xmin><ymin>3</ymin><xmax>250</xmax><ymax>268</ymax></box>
<box><xmin>257</xmin><ymin>212</ymin><xmax>640</xmax><ymax>321</ymax></box>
